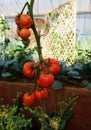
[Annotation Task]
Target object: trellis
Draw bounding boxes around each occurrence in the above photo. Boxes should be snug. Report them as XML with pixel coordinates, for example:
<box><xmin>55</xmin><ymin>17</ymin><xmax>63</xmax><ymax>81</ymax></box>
<box><xmin>41</xmin><ymin>0</ymin><xmax>77</xmax><ymax>65</ymax></box>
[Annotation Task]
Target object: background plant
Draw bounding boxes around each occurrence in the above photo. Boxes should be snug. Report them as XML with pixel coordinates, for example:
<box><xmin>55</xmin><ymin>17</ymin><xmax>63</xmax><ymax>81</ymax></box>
<box><xmin>5</xmin><ymin>40</ymin><xmax>34</xmax><ymax>60</ymax></box>
<box><xmin>54</xmin><ymin>61</ymin><xmax>91</xmax><ymax>90</ymax></box>
<box><xmin>0</xmin><ymin>15</ymin><xmax>10</xmax><ymax>60</ymax></box>
<box><xmin>76</xmin><ymin>35</ymin><xmax>91</xmax><ymax>63</ymax></box>
<box><xmin>0</xmin><ymin>93</ymin><xmax>32</xmax><ymax>130</ymax></box>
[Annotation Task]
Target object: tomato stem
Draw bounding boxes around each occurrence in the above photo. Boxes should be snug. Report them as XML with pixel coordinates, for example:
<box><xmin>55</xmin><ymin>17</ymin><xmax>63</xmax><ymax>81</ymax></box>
<box><xmin>20</xmin><ymin>2</ymin><xmax>29</xmax><ymax>15</ymax></box>
<box><xmin>41</xmin><ymin>100</ymin><xmax>46</xmax><ymax>113</ymax></box>
<box><xmin>28</xmin><ymin>0</ymin><xmax>43</xmax><ymax>65</ymax></box>
<box><xmin>21</xmin><ymin>1</ymin><xmax>47</xmax><ymax>129</ymax></box>
<box><xmin>29</xmin><ymin>0</ymin><xmax>46</xmax><ymax>105</ymax></box>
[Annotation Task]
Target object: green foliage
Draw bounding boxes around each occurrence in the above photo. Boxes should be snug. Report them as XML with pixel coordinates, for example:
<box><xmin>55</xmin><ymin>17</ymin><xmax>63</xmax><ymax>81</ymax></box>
<box><xmin>0</xmin><ymin>15</ymin><xmax>10</xmax><ymax>31</ymax></box>
<box><xmin>0</xmin><ymin>92</ymin><xmax>78</xmax><ymax>130</ymax></box>
<box><xmin>0</xmin><ymin>93</ymin><xmax>32</xmax><ymax>130</ymax></box>
<box><xmin>82</xmin><ymin>80</ymin><xmax>91</xmax><ymax>90</ymax></box>
<box><xmin>52</xmin><ymin>80</ymin><xmax>62</xmax><ymax>90</ymax></box>
<box><xmin>5</xmin><ymin>40</ymin><xmax>34</xmax><ymax>59</ymax></box>
<box><xmin>76</xmin><ymin>35</ymin><xmax>91</xmax><ymax>63</ymax></box>
<box><xmin>24</xmin><ymin>92</ymin><xmax>78</xmax><ymax>130</ymax></box>
<box><xmin>0</xmin><ymin>15</ymin><xmax>10</xmax><ymax>60</ymax></box>
<box><xmin>55</xmin><ymin>61</ymin><xmax>91</xmax><ymax>88</ymax></box>
<box><xmin>0</xmin><ymin>40</ymin><xmax>36</xmax><ymax>80</ymax></box>
<box><xmin>76</xmin><ymin>49</ymin><xmax>91</xmax><ymax>63</ymax></box>
<box><xmin>77</xmin><ymin>35</ymin><xmax>91</xmax><ymax>50</ymax></box>
<box><xmin>0</xmin><ymin>57</ymin><xmax>33</xmax><ymax>80</ymax></box>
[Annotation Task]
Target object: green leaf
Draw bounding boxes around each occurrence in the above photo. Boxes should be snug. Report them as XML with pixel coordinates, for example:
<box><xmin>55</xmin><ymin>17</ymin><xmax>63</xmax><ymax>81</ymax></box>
<box><xmin>59</xmin><ymin>110</ymin><xmax>74</xmax><ymax>130</ymax></box>
<box><xmin>82</xmin><ymin>80</ymin><xmax>89</xmax><ymax>86</ymax></box>
<box><xmin>60</xmin><ymin>61</ymin><xmax>73</xmax><ymax>74</ymax></box>
<box><xmin>59</xmin><ymin>120</ymin><xmax>66</xmax><ymax>130</ymax></box>
<box><xmin>52</xmin><ymin>80</ymin><xmax>62</xmax><ymax>90</ymax></box>
<box><xmin>67</xmin><ymin>70</ymin><xmax>81</xmax><ymax>79</ymax></box>
<box><xmin>63</xmin><ymin>109</ymin><xmax>74</xmax><ymax>121</ymax></box>
<box><xmin>20</xmin><ymin>58</ymin><xmax>33</xmax><ymax>68</ymax></box>
<box><xmin>73</xmin><ymin>62</ymin><xmax>84</xmax><ymax>70</ymax></box>
<box><xmin>0</xmin><ymin>60</ymin><xmax>5</xmax><ymax>66</ymax></box>
<box><xmin>85</xmin><ymin>83</ymin><xmax>91</xmax><ymax>90</ymax></box>
<box><xmin>2</xmin><ymin>72</ymin><xmax>12</xmax><ymax>77</ymax></box>
<box><xmin>4</xmin><ymin>59</ymin><xmax>14</xmax><ymax>68</ymax></box>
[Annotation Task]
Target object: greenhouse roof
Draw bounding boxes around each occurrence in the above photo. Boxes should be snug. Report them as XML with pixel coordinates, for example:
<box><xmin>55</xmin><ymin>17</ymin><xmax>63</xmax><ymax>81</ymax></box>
<box><xmin>0</xmin><ymin>0</ymin><xmax>90</xmax><ymax>18</ymax></box>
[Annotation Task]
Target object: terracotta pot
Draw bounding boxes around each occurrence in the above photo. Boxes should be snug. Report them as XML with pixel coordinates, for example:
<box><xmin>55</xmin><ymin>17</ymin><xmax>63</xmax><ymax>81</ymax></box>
<box><xmin>0</xmin><ymin>81</ymin><xmax>91</xmax><ymax>130</ymax></box>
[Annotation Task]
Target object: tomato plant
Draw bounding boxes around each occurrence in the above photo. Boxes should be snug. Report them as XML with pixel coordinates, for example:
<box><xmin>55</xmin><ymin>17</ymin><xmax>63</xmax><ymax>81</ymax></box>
<box><xmin>23</xmin><ymin>92</ymin><xmax>35</xmax><ymax>106</ymax></box>
<box><xmin>37</xmin><ymin>73</ymin><xmax>54</xmax><ymax>88</ymax></box>
<box><xmin>35</xmin><ymin>88</ymin><xmax>48</xmax><ymax>100</ymax></box>
<box><xmin>42</xmin><ymin>58</ymin><xmax>61</xmax><ymax>75</ymax></box>
<box><xmin>23</xmin><ymin>62</ymin><xmax>38</xmax><ymax>78</ymax></box>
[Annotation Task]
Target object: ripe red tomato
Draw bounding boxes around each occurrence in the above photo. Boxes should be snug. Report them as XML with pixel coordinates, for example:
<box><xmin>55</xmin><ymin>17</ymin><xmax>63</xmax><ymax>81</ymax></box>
<box><xmin>19</xmin><ymin>28</ymin><xmax>31</xmax><ymax>39</ymax></box>
<box><xmin>34</xmin><ymin>90</ymin><xmax>43</xmax><ymax>100</ymax></box>
<box><xmin>37</xmin><ymin>73</ymin><xmax>54</xmax><ymax>88</ymax></box>
<box><xmin>42</xmin><ymin>58</ymin><xmax>60</xmax><ymax>75</ymax></box>
<box><xmin>35</xmin><ymin>88</ymin><xmax>48</xmax><ymax>100</ymax></box>
<box><xmin>19</xmin><ymin>14</ymin><xmax>32</xmax><ymax>29</ymax></box>
<box><xmin>23</xmin><ymin>62</ymin><xmax>38</xmax><ymax>78</ymax></box>
<box><xmin>40</xmin><ymin>88</ymin><xmax>48</xmax><ymax>99</ymax></box>
<box><xmin>23</xmin><ymin>93</ymin><xmax>35</xmax><ymax>106</ymax></box>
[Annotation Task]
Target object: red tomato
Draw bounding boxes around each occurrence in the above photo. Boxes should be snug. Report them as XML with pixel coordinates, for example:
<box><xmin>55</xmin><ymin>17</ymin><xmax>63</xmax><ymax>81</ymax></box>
<box><xmin>23</xmin><ymin>93</ymin><xmax>35</xmax><ymax>106</ymax></box>
<box><xmin>19</xmin><ymin>28</ymin><xmax>31</xmax><ymax>39</ymax></box>
<box><xmin>37</xmin><ymin>73</ymin><xmax>54</xmax><ymax>88</ymax></box>
<box><xmin>23</xmin><ymin>62</ymin><xmax>38</xmax><ymax>78</ymax></box>
<box><xmin>34</xmin><ymin>90</ymin><xmax>43</xmax><ymax>100</ymax></box>
<box><xmin>40</xmin><ymin>88</ymin><xmax>48</xmax><ymax>99</ymax></box>
<box><xmin>19</xmin><ymin>14</ymin><xmax>32</xmax><ymax>29</ymax></box>
<box><xmin>35</xmin><ymin>88</ymin><xmax>48</xmax><ymax>100</ymax></box>
<box><xmin>42</xmin><ymin>58</ymin><xmax>60</xmax><ymax>75</ymax></box>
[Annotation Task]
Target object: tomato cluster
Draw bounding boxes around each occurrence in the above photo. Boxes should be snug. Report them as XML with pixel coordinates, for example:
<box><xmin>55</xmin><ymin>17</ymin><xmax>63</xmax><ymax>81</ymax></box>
<box><xmin>23</xmin><ymin>58</ymin><xmax>60</xmax><ymax>88</ymax></box>
<box><xmin>15</xmin><ymin>14</ymin><xmax>32</xmax><ymax>40</ymax></box>
<box><xmin>15</xmin><ymin>4</ymin><xmax>61</xmax><ymax>108</ymax></box>
<box><xmin>22</xmin><ymin>58</ymin><xmax>60</xmax><ymax>106</ymax></box>
<box><xmin>23</xmin><ymin>88</ymin><xmax>48</xmax><ymax>106</ymax></box>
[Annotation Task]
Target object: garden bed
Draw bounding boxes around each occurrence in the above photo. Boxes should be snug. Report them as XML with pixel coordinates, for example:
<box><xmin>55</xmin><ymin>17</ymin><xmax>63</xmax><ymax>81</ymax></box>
<box><xmin>0</xmin><ymin>80</ymin><xmax>91</xmax><ymax>130</ymax></box>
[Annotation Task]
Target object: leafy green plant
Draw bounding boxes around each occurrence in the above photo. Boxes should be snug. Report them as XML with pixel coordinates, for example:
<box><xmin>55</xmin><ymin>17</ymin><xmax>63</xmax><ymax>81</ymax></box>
<box><xmin>76</xmin><ymin>49</ymin><xmax>91</xmax><ymax>63</ymax></box>
<box><xmin>0</xmin><ymin>57</ymin><xmax>33</xmax><ymax>81</ymax></box>
<box><xmin>54</xmin><ymin>61</ymin><xmax>91</xmax><ymax>89</ymax></box>
<box><xmin>0</xmin><ymin>92</ymin><xmax>78</xmax><ymax>130</ymax></box>
<box><xmin>0</xmin><ymin>93</ymin><xmax>32</xmax><ymax>130</ymax></box>
<box><xmin>5</xmin><ymin>40</ymin><xmax>34</xmax><ymax>60</ymax></box>
<box><xmin>76</xmin><ymin>35</ymin><xmax>91</xmax><ymax>63</ymax></box>
<box><xmin>24</xmin><ymin>92</ymin><xmax>78</xmax><ymax>130</ymax></box>
<box><xmin>0</xmin><ymin>15</ymin><xmax>10</xmax><ymax>60</ymax></box>
<box><xmin>0</xmin><ymin>40</ymin><xmax>37</xmax><ymax>80</ymax></box>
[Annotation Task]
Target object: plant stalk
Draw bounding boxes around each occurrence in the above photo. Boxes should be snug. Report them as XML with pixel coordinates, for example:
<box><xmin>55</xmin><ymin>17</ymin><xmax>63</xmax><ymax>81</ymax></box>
<box><xmin>28</xmin><ymin>0</ymin><xmax>43</xmax><ymax>63</ymax></box>
<box><xmin>20</xmin><ymin>2</ymin><xmax>29</xmax><ymax>14</ymax></box>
